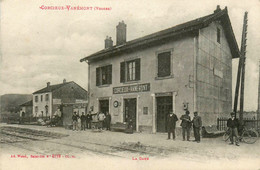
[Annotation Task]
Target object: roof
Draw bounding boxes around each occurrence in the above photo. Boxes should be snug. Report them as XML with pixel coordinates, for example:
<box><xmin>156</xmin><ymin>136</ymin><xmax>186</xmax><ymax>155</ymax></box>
<box><xmin>33</xmin><ymin>82</ymin><xmax>73</xmax><ymax>94</ymax></box>
<box><xmin>20</xmin><ymin>100</ymin><xmax>33</xmax><ymax>107</ymax></box>
<box><xmin>80</xmin><ymin>7</ymin><xmax>240</xmax><ymax>63</ymax></box>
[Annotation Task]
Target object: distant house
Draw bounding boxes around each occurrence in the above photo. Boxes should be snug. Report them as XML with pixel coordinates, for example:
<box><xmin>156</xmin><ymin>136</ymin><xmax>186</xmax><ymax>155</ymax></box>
<box><xmin>19</xmin><ymin>100</ymin><xmax>33</xmax><ymax>118</ymax></box>
<box><xmin>32</xmin><ymin>79</ymin><xmax>88</xmax><ymax>126</ymax></box>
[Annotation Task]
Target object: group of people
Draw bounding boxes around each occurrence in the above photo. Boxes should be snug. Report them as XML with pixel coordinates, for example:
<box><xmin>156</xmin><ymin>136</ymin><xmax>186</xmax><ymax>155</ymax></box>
<box><xmin>72</xmin><ymin>111</ymin><xmax>111</xmax><ymax>131</ymax></box>
<box><xmin>166</xmin><ymin>110</ymin><xmax>202</xmax><ymax>143</ymax></box>
<box><xmin>72</xmin><ymin>112</ymin><xmax>93</xmax><ymax>131</ymax></box>
<box><xmin>95</xmin><ymin>111</ymin><xmax>112</xmax><ymax>130</ymax></box>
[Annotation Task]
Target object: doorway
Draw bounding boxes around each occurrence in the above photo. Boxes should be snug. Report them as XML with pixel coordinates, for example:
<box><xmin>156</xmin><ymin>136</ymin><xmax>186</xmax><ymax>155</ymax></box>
<box><xmin>99</xmin><ymin>100</ymin><xmax>109</xmax><ymax>114</ymax></box>
<box><xmin>124</xmin><ymin>98</ymin><xmax>137</xmax><ymax>131</ymax></box>
<box><xmin>156</xmin><ymin>96</ymin><xmax>172</xmax><ymax>132</ymax></box>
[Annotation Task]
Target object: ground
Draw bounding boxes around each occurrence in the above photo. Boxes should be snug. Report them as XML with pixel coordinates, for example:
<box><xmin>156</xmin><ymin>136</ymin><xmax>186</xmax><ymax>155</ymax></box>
<box><xmin>0</xmin><ymin>123</ymin><xmax>260</xmax><ymax>170</ymax></box>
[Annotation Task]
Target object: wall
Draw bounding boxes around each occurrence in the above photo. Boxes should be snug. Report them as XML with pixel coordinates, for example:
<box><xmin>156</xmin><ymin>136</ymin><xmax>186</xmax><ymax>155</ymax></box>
<box><xmin>87</xmin><ymin>35</ymin><xmax>195</xmax><ymax>132</ymax></box>
<box><xmin>52</xmin><ymin>82</ymin><xmax>88</xmax><ymax>121</ymax></box>
<box><xmin>33</xmin><ymin>92</ymin><xmax>52</xmax><ymax>118</ymax></box>
<box><xmin>197</xmin><ymin>21</ymin><xmax>233</xmax><ymax>126</ymax></box>
<box><xmin>21</xmin><ymin>106</ymin><xmax>33</xmax><ymax>117</ymax></box>
<box><xmin>257</xmin><ymin>61</ymin><xmax>260</xmax><ymax>120</ymax></box>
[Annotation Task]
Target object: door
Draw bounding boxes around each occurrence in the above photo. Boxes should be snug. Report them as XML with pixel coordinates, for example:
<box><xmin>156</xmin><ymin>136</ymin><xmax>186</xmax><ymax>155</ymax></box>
<box><xmin>124</xmin><ymin>98</ymin><xmax>137</xmax><ymax>130</ymax></box>
<box><xmin>99</xmin><ymin>100</ymin><xmax>109</xmax><ymax>114</ymax></box>
<box><xmin>156</xmin><ymin>96</ymin><xmax>172</xmax><ymax>132</ymax></box>
<box><xmin>62</xmin><ymin>105</ymin><xmax>73</xmax><ymax>126</ymax></box>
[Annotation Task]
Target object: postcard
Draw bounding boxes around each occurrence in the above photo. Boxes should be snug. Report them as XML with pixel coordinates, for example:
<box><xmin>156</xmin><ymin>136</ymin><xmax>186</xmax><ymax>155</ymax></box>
<box><xmin>0</xmin><ymin>0</ymin><xmax>260</xmax><ymax>169</ymax></box>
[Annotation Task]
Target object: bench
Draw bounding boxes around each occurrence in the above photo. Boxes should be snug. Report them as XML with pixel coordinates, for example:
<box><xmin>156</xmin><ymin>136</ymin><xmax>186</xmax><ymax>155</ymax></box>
<box><xmin>202</xmin><ymin>126</ymin><xmax>225</xmax><ymax>138</ymax></box>
<box><xmin>111</xmin><ymin>122</ymin><xmax>131</xmax><ymax>133</ymax></box>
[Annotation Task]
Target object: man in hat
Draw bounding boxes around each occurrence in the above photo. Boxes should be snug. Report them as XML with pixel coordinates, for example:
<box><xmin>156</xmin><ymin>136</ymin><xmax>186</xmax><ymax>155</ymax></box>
<box><xmin>227</xmin><ymin>112</ymin><xmax>239</xmax><ymax>146</ymax></box>
<box><xmin>166</xmin><ymin>111</ymin><xmax>178</xmax><ymax>140</ymax></box>
<box><xmin>180</xmin><ymin>110</ymin><xmax>192</xmax><ymax>141</ymax></box>
<box><xmin>192</xmin><ymin>112</ymin><xmax>202</xmax><ymax>143</ymax></box>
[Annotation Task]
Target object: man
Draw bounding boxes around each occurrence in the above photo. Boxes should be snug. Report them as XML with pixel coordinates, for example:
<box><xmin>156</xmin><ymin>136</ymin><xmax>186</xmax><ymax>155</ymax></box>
<box><xmin>81</xmin><ymin>112</ymin><xmax>86</xmax><ymax>131</ymax></box>
<box><xmin>166</xmin><ymin>111</ymin><xmax>178</xmax><ymax>140</ymax></box>
<box><xmin>106</xmin><ymin>111</ymin><xmax>111</xmax><ymax>131</ymax></box>
<box><xmin>72</xmin><ymin>112</ymin><xmax>78</xmax><ymax>131</ymax></box>
<box><xmin>76</xmin><ymin>112</ymin><xmax>81</xmax><ymax>131</ymax></box>
<box><xmin>227</xmin><ymin>112</ymin><xmax>239</xmax><ymax>146</ymax></box>
<box><xmin>192</xmin><ymin>112</ymin><xmax>202</xmax><ymax>143</ymax></box>
<box><xmin>98</xmin><ymin>112</ymin><xmax>106</xmax><ymax>130</ymax></box>
<box><xmin>180</xmin><ymin>110</ymin><xmax>192</xmax><ymax>141</ymax></box>
<box><xmin>86</xmin><ymin>112</ymin><xmax>92</xmax><ymax>129</ymax></box>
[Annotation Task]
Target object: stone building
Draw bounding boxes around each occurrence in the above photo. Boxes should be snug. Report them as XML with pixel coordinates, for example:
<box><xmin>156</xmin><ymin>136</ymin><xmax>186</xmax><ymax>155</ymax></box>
<box><xmin>19</xmin><ymin>100</ymin><xmax>33</xmax><ymax>118</ymax></box>
<box><xmin>80</xmin><ymin>6</ymin><xmax>240</xmax><ymax>133</ymax></box>
<box><xmin>32</xmin><ymin>80</ymin><xmax>88</xmax><ymax>125</ymax></box>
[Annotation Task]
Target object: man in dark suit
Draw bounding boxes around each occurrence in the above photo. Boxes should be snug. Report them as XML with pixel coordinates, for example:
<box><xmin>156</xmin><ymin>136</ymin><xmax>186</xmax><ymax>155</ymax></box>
<box><xmin>86</xmin><ymin>112</ymin><xmax>92</xmax><ymax>129</ymax></box>
<box><xmin>227</xmin><ymin>112</ymin><xmax>239</xmax><ymax>146</ymax></box>
<box><xmin>192</xmin><ymin>112</ymin><xmax>202</xmax><ymax>143</ymax></box>
<box><xmin>166</xmin><ymin>111</ymin><xmax>178</xmax><ymax>140</ymax></box>
<box><xmin>180</xmin><ymin>110</ymin><xmax>192</xmax><ymax>141</ymax></box>
<box><xmin>105</xmin><ymin>111</ymin><xmax>111</xmax><ymax>131</ymax></box>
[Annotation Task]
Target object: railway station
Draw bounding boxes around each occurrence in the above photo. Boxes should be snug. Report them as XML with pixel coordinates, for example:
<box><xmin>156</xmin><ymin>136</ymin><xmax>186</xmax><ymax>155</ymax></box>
<box><xmin>80</xmin><ymin>6</ymin><xmax>239</xmax><ymax>133</ymax></box>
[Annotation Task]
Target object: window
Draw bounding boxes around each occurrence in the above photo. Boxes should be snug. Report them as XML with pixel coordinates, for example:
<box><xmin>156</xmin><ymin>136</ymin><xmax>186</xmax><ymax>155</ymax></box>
<box><xmin>96</xmin><ymin>65</ymin><xmax>112</xmax><ymax>86</ymax></box>
<box><xmin>217</xmin><ymin>28</ymin><xmax>221</xmax><ymax>44</ymax></box>
<box><xmin>41</xmin><ymin>95</ymin><xmax>43</xmax><ymax>102</ymax></box>
<box><xmin>120</xmin><ymin>58</ymin><xmax>140</xmax><ymax>82</ymax></box>
<box><xmin>157</xmin><ymin>51</ymin><xmax>171</xmax><ymax>77</ymax></box>
<box><xmin>143</xmin><ymin>107</ymin><xmax>148</xmax><ymax>115</ymax></box>
<box><xmin>35</xmin><ymin>96</ymin><xmax>38</xmax><ymax>103</ymax></box>
<box><xmin>35</xmin><ymin>106</ymin><xmax>38</xmax><ymax>113</ymax></box>
<box><xmin>45</xmin><ymin>94</ymin><xmax>49</xmax><ymax>101</ymax></box>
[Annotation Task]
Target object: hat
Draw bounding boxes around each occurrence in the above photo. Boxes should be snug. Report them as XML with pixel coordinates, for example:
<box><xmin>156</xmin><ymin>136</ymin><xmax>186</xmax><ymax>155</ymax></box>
<box><xmin>170</xmin><ymin>111</ymin><xmax>174</xmax><ymax>114</ymax></box>
<box><xmin>230</xmin><ymin>112</ymin><xmax>235</xmax><ymax>116</ymax></box>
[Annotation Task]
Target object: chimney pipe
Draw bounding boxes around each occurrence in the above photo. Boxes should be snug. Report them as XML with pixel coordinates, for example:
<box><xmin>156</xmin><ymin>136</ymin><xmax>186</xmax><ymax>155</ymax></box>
<box><xmin>47</xmin><ymin>82</ymin><xmax>50</xmax><ymax>88</ymax></box>
<box><xmin>105</xmin><ymin>36</ymin><xmax>113</xmax><ymax>49</ymax></box>
<box><xmin>214</xmin><ymin>5</ymin><xmax>221</xmax><ymax>13</ymax></box>
<box><xmin>63</xmin><ymin>79</ymin><xmax>66</xmax><ymax>83</ymax></box>
<box><xmin>116</xmin><ymin>21</ymin><xmax>127</xmax><ymax>46</ymax></box>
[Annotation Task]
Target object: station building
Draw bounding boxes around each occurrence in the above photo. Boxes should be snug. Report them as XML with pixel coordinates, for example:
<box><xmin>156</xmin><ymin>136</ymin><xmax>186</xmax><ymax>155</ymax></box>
<box><xmin>80</xmin><ymin>6</ymin><xmax>240</xmax><ymax>133</ymax></box>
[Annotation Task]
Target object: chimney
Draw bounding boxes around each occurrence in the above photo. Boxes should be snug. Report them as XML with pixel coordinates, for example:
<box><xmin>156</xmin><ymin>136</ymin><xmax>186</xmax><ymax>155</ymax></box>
<box><xmin>63</xmin><ymin>79</ymin><xmax>66</xmax><ymax>83</ymax></box>
<box><xmin>214</xmin><ymin>5</ymin><xmax>221</xmax><ymax>13</ymax></box>
<box><xmin>116</xmin><ymin>21</ymin><xmax>127</xmax><ymax>46</ymax></box>
<box><xmin>105</xmin><ymin>36</ymin><xmax>113</xmax><ymax>49</ymax></box>
<box><xmin>47</xmin><ymin>82</ymin><xmax>50</xmax><ymax>88</ymax></box>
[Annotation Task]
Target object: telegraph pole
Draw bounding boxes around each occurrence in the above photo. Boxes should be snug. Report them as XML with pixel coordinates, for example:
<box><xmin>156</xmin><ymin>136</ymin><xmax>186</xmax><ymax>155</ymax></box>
<box><xmin>233</xmin><ymin>12</ymin><xmax>248</xmax><ymax>120</ymax></box>
<box><xmin>239</xmin><ymin>12</ymin><xmax>248</xmax><ymax>121</ymax></box>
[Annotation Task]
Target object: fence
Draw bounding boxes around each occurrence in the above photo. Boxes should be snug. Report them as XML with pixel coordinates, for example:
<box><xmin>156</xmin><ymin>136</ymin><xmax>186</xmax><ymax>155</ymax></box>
<box><xmin>6</xmin><ymin>116</ymin><xmax>50</xmax><ymax>124</ymax></box>
<box><xmin>217</xmin><ymin>117</ymin><xmax>260</xmax><ymax>131</ymax></box>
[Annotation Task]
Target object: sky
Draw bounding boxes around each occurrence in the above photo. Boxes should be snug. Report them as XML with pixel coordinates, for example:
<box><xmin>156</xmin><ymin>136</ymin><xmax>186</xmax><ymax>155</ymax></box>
<box><xmin>0</xmin><ymin>0</ymin><xmax>259</xmax><ymax>111</ymax></box>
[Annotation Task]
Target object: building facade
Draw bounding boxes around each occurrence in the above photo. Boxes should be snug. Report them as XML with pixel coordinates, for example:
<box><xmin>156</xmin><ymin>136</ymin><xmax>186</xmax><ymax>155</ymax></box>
<box><xmin>80</xmin><ymin>6</ymin><xmax>240</xmax><ymax>133</ymax></box>
<box><xmin>19</xmin><ymin>100</ymin><xmax>33</xmax><ymax>118</ymax></box>
<box><xmin>32</xmin><ymin>80</ymin><xmax>88</xmax><ymax>125</ymax></box>
<box><xmin>257</xmin><ymin>60</ymin><xmax>260</xmax><ymax>120</ymax></box>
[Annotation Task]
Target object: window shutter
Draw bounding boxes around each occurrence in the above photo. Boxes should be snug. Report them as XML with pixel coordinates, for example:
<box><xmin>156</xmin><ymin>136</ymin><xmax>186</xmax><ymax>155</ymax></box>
<box><xmin>135</xmin><ymin>58</ymin><xmax>141</xmax><ymax>80</ymax></box>
<box><xmin>96</xmin><ymin>67</ymin><xmax>100</xmax><ymax>86</ymax></box>
<box><xmin>120</xmin><ymin>62</ymin><xmax>125</xmax><ymax>83</ymax></box>
<box><xmin>158</xmin><ymin>52</ymin><xmax>171</xmax><ymax>77</ymax></box>
<box><xmin>108</xmin><ymin>65</ymin><xmax>112</xmax><ymax>84</ymax></box>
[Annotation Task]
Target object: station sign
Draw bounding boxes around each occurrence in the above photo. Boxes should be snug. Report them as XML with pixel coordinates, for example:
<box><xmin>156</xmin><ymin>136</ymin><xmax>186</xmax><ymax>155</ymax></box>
<box><xmin>113</xmin><ymin>83</ymin><xmax>150</xmax><ymax>94</ymax></box>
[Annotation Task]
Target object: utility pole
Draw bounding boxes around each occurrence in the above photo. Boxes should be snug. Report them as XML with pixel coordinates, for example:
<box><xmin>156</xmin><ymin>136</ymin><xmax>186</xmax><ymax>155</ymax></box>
<box><xmin>239</xmin><ymin>12</ymin><xmax>248</xmax><ymax>121</ymax></box>
<box><xmin>233</xmin><ymin>12</ymin><xmax>248</xmax><ymax>120</ymax></box>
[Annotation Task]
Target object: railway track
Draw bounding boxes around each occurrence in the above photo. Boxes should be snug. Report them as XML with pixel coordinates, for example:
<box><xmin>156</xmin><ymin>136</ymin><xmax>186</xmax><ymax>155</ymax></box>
<box><xmin>0</xmin><ymin>126</ymin><xmax>169</xmax><ymax>158</ymax></box>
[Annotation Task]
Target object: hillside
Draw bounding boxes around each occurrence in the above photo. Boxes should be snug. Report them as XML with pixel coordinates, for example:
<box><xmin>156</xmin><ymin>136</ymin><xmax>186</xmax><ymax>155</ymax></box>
<box><xmin>0</xmin><ymin>94</ymin><xmax>32</xmax><ymax>113</ymax></box>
